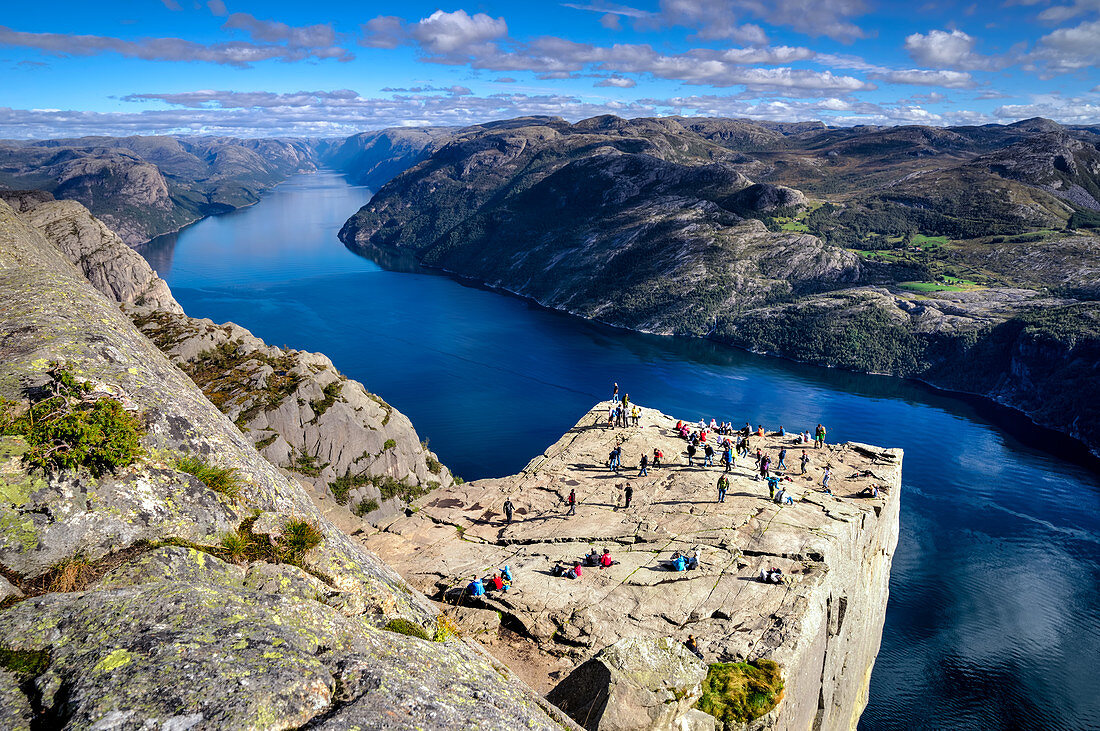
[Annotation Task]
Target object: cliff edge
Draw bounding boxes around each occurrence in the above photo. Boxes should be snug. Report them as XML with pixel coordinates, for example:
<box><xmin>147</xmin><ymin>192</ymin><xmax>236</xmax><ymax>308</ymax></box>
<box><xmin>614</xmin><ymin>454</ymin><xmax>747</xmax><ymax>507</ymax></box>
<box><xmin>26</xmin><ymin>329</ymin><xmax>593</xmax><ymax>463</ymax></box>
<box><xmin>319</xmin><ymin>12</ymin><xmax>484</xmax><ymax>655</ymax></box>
<box><xmin>365</xmin><ymin>405</ymin><xmax>902</xmax><ymax>730</ymax></box>
<box><xmin>0</xmin><ymin>198</ymin><xmax>572</xmax><ymax>729</ymax></box>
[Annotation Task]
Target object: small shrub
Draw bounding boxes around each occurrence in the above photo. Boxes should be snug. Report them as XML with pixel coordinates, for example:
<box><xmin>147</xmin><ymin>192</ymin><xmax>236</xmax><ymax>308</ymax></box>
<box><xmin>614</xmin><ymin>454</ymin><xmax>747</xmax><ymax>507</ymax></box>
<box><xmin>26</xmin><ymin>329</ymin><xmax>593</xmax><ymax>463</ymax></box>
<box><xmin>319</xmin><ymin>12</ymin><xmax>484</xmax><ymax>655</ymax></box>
<box><xmin>290</xmin><ymin>450</ymin><xmax>327</xmax><ymax>477</ymax></box>
<box><xmin>453</xmin><ymin>475</ymin><xmax>465</xmax><ymax>485</ymax></box>
<box><xmin>3</xmin><ymin>368</ymin><xmax>144</xmax><ymax>475</ymax></box>
<box><xmin>254</xmin><ymin>433</ymin><xmax>277</xmax><ymax>450</ymax></box>
<box><xmin>47</xmin><ymin>555</ymin><xmax>96</xmax><ymax>593</ymax></box>
<box><xmin>384</xmin><ymin>618</ymin><xmax>430</xmax><ymax>641</ymax></box>
<box><xmin>695</xmin><ymin>660</ymin><xmax>784</xmax><ymax>725</ymax></box>
<box><xmin>310</xmin><ymin>382</ymin><xmax>342</xmax><ymax>419</ymax></box>
<box><xmin>433</xmin><ymin>613</ymin><xmax>461</xmax><ymax>642</ymax></box>
<box><xmin>425</xmin><ymin>454</ymin><xmax>442</xmax><ymax>475</ymax></box>
<box><xmin>175</xmin><ymin>455</ymin><xmax>242</xmax><ymax>499</ymax></box>
<box><xmin>354</xmin><ymin>498</ymin><xmax>380</xmax><ymax>516</ymax></box>
<box><xmin>382</xmin><ymin>438</ymin><xmax>396</xmax><ymax>451</ymax></box>
<box><xmin>280</xmin><ymin>519</ymin><xmax>323</xmax><ymax>559</ymax></box>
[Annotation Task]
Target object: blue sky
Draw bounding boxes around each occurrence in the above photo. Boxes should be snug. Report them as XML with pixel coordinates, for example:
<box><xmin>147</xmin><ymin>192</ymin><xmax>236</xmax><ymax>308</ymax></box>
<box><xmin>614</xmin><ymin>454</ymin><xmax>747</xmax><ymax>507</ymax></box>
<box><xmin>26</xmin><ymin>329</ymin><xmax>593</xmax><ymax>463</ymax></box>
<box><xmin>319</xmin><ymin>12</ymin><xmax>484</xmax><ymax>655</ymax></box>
<box><xmin>2</xmin><ymin>0</ymin><xmax>1099</xmax><ymax>137</ymax></box>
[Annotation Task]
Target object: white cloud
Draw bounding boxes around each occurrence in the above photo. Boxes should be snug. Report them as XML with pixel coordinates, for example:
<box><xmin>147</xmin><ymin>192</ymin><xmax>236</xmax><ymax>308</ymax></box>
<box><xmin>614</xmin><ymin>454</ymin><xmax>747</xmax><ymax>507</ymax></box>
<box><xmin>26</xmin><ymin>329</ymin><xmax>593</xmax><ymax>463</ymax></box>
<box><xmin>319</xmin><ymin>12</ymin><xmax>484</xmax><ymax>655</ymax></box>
<box><xmin>595</xmin><ymin>76</ymin><xmax>637</xmax><ymax>87</ymax></box>
<box><xmin>874</xmin><ymin>69</ymin><xmax>978</xmax><ymax>88</ymax></box>
<box><xmin>409</xmin><ymin>10</ymin><xmax>508</xmax><ymax>55</ymax></box>
<box><xmin>1031</xmin><ymin>18</ymin><xmax>1100</xmax><ymax>72</ymax></box>
<box><xmin>0</xmin><ymin>15</ymin><xmax>354</xmax><ymax>66</ymax></box>
<box><xmin>904</xmin><ymin>29</ymin><xmax>1008</xmax><ymax>70</ymax></box>
<box><xmin>995</xmin><ymin>97</ymin><xmax>1100</xmax><ymax>123</ymax></box>
<box><xmin>1037</xmin><ymin>0</ymin><xmax>1100</xmax><ymax>23</ymax></box>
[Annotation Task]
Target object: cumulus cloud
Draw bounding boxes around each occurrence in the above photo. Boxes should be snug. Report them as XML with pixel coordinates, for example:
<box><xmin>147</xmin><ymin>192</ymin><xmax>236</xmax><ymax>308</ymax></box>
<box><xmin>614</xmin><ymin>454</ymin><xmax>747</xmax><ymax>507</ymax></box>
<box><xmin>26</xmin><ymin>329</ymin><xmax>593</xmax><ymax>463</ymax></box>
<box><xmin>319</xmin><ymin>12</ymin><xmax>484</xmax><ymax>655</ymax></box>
<box><xmin>207</xmin><ymin>0</ymin><xmax>227</xmax><ymax>17</ymax></box>
<box><xmin>994</xmin><ymin>97</ymin><xmax>1100</xmax><ymax>123</ymax></box>
<box><xmin>0</xmin><ymin>15</ymin><xmax>354</xmax><ymax>67</ymax></box>
<box><xmin>122</xmin><ymin>89</ymin><xmax>361</xmax><ymax>108</ymax></box>
<box><xmin>359</xmin><ymin>16</ymin><xmax>406</xmax><ymax>49</ymax></box>
<box><xmin>595</xmin><ymin>76</ymin><xmax>637</xmax><ymax>87</ymax></box>
<box><xmin>904</xmin><ymin>29</ymin><xmax>1008</xmax><ymax>70</ymax></box>
<box><xmin>1030</xmin><ymin>18</ymin><xmax>1100</xmax><ymax>72</ymax></box>
<box><xmin>409</xmin><ymin>10</ymin><xmax>508</xmax><ymax>56</ymax></box>
<box><xmin>873</xmin><ymin>69</ymin><xmax>978</xmax><ymax>88</ymax></box>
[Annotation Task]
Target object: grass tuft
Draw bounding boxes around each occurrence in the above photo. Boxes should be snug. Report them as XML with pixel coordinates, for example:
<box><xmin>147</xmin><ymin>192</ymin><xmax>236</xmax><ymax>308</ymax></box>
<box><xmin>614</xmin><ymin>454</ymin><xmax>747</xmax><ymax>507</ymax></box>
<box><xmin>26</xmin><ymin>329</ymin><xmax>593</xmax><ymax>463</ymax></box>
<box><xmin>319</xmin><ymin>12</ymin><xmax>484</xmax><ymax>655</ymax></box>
<box><xmin>46</xmin><ymin>555</ymin><xmax>96</xmax><ymax>593</ymax></box>
<box><xmin>175</xmin><ymin>455</ymin><xmax>242</xmax><ymax>499</ymax></box>
<box><xmin>281</xmin><ymin>519</ymin><xmax>324</xmax><ymax>559</ymax></box>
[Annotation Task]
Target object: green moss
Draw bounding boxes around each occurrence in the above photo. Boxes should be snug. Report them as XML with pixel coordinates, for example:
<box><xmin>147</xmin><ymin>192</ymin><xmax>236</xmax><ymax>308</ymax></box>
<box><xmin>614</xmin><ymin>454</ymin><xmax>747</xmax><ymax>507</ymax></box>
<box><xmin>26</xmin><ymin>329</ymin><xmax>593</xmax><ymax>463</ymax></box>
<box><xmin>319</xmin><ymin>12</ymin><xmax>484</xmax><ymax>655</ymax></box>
<box><xmin>0</xmin><ymin>510</ymin><xmax>39</xmax><ymax>551</ymax></box>
<box><xmin>175</xmin><ymin>455</ymin><xmax>242</xmax><ymax>500</ymax></box>
<box><xmin>0</xmin><ymin>647</ymin><xmax>50</xmax><ymax>680</ymax></box>
<box><xmin>695</xmin><ymin>660</ymin><xmax>784</xmax><ymax>725</ymax></box>
<box><xmin>383</xmin><ymin>618</ymin><xmax>430</xmax><ymax>641</ymax></box>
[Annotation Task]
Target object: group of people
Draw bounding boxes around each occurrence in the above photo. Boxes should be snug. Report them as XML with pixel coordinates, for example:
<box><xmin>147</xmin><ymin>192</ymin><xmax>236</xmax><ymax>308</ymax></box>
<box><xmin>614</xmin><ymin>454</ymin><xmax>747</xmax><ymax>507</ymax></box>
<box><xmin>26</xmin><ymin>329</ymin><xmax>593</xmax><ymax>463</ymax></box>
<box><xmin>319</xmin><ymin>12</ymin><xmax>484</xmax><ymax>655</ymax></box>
<box><xmin>466</xmin><ymin>566</ymin><xmax>514</xmax><ymax>599</ymax></box>
<box><xmin>608</xmin><ymin>385</ymin><xmax>640</xmax><ymax>428</ymax></box>
<box><xmin>665</xmin><ymin>549</ymin><xmax>701</xmax><ymax>571</ymax></box>
<box><xmin>551</xmin><ymin>547</ymin><xmax>617</xmax><ymax>579</ymax></box>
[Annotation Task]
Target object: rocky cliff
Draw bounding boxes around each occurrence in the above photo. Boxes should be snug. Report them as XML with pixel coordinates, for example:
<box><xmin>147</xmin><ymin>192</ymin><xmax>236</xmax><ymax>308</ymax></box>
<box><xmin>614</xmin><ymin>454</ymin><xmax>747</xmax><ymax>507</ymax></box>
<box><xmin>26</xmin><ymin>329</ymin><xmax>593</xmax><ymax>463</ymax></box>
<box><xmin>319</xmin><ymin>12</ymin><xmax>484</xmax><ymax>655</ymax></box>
<box><xmin>339</xmin><ymin>115</ymin><xmax>1100</xmax><ymax>455</ymax></box>
<box><xmin>365</xmin><ymin>404</ymin><xmax>902</xmax><ymax>730</ymax></box>
<box><xmin>0</xmin><ymin>136</ymin><xmax>318</xmax><ymax>245</ymax></box>
<box><xmin>0</xmin><ymin>198</ymin><xmax>575</xmax><ymax>729</ymax></box>
<box><xmin>9</xmin><ymin>192</ymin><xmax>451</xmax><ymax>525</ymax></box>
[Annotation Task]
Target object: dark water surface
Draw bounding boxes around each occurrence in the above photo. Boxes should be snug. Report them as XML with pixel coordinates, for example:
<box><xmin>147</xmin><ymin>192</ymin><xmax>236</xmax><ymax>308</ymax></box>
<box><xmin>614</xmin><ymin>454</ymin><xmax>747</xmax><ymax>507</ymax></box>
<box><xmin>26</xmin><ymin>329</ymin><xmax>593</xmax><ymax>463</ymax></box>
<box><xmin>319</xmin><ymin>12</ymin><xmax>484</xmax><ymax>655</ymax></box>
<box><xmin>141</xmin><ymin>171</ymin><xmax>1100</xmax><ymax>730</ymax></box>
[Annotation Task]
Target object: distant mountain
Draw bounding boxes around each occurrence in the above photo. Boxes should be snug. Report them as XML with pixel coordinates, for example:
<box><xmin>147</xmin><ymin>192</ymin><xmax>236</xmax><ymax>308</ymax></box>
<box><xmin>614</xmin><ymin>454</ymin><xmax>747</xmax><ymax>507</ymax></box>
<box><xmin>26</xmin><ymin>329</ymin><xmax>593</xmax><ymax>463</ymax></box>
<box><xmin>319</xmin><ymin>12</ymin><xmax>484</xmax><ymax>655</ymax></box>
<box><xmin>340</xmin><ymin>114</ymin><xmax>1100</xmax><ymax>454</ymax></box>
<box><xmin>0</xmin><ymin>136</ymin><xmax>318</xmax><ymax>245</ymax></box>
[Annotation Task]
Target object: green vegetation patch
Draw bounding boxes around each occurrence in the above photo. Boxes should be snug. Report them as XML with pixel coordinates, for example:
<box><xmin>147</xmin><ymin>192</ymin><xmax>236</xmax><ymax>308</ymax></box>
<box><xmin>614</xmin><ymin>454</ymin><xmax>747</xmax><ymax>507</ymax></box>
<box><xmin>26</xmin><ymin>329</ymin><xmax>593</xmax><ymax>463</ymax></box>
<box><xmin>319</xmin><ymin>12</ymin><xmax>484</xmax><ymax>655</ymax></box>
<box><xmin>214</xmin><ymin>513</ymin><xmax>329</xmax><ymax>583</ymax></box>
<box><xmin>695</xmin><ymin>660</ymin><xmax>784</xmax><ymax>725</ymax></box>
<box><xmin>179</xmin><ymin>341</ymin><xmax>302</xmax><ymax>424</ymax></box>
<box><xmin>0</xmin><ymin>367</ymin><xmax>144</xmax><ymax>476</ymax></box>
<box><xmin>354</xmin><ymin>498</ymin><xmax>380</xmax><ymax>516</ymax></box>
<box><xmin>310</xmin><ymin>382</ymin><xmax>342</xmax><ymax>420</ymax></box>
<box><xmin>898</xmin><ymin>281</ymin><xmax>969</xmax><ymax>293</ymax></box>
<box><xmin>174</xmin><ymin>455</ymin><xmax>242</xmax><ymax>500</ymax></box>
<box><xmin>0</xmin><ymin>647</ymin><xmax>50</xmax><ymax>681</ymax></box>
<box><xmin>383</xmin><ymin>618</ymin><xmax>430</xmax><ymax>641</ymax></box>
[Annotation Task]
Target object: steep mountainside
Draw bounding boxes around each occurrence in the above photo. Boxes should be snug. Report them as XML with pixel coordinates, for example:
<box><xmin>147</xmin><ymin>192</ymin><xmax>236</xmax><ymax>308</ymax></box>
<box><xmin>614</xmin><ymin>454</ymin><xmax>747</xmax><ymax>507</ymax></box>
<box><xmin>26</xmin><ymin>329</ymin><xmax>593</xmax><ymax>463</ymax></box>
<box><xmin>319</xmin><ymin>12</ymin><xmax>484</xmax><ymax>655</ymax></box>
<box><xmin>0</xmin><ymin>198</ymin><xmax>574</xmax><ymax>729</ymax></box>
<box><xmin>0</xmin><ymin>136</ymin><xmax>317</xmax><ymax>245</ymax></box>
<box><xmin>8</xmin><ymin>191</ymin><xmax>451</xmax><ymax>527</ymax></box>
<box><xmin>321</xmin><ymin>126</ymin><xmax>456</xmax><ymax>190</ymax></box>
<box><xmin>341</xmin><ymin>115</ymin><xmax>1100</xmax><ymax>454</ymax></box>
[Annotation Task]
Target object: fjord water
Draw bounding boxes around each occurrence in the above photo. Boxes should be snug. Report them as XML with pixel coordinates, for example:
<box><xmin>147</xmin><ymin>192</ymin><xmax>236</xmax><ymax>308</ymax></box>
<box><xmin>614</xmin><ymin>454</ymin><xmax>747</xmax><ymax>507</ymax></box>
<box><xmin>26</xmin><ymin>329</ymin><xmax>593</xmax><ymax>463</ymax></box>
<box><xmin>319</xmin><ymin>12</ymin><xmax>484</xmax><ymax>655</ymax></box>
<box><xmin>141</xmin><ymin>171</ymin><xmax>1100</xmax><ymax>729</ymax></box>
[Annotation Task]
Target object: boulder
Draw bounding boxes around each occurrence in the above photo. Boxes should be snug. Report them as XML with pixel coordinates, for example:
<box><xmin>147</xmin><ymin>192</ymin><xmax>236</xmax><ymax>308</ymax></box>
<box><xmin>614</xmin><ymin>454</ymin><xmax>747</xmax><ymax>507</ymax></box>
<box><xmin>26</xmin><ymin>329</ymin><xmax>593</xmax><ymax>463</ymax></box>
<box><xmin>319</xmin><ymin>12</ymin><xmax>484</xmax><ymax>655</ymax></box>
<box><xmin>547</xmin><ymin>637</ymin><xmax>709</xmax><ymax>731</ymax></box>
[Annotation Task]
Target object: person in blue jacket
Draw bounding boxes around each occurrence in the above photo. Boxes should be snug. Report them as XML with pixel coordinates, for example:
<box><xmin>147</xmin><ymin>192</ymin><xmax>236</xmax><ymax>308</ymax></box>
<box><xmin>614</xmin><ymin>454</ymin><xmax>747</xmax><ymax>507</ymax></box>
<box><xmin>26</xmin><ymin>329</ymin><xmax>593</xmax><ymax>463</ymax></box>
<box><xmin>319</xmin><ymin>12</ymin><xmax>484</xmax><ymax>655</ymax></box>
<box><xmin>467</xmin><ymin>575</ymin><xmax>485</xmax><ymax>599</ymax></box>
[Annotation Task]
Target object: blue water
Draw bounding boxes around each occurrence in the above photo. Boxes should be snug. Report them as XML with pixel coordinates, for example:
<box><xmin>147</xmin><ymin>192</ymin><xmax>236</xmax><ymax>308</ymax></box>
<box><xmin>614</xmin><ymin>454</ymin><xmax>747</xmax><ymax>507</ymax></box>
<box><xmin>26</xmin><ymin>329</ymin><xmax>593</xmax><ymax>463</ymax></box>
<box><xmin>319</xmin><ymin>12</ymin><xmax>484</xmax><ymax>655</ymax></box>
<box><xmin>141</xmin><ymin>171</ymin><xmax>1100</xmax><ymax>729</ymax></box>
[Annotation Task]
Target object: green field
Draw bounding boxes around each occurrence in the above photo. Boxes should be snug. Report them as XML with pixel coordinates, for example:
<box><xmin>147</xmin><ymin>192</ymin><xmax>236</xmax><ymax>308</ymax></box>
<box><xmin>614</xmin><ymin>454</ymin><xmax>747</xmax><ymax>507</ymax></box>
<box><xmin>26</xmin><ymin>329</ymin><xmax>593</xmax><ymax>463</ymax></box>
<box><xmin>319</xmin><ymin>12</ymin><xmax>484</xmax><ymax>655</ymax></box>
<box><xmin>897</xmin><ymin>279</ymin><xmax>978</xmax><ymax>293</ymax></box>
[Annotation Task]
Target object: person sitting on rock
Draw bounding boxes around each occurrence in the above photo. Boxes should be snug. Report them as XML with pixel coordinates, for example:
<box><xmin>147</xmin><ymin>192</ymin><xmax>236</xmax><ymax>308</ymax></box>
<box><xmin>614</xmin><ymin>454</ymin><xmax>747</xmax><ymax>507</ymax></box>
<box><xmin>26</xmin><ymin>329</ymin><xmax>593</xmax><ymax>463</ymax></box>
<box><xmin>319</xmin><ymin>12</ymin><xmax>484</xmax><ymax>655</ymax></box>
<box><xmin>468</xmin><ymin>575</ymin><xmax>485</xmax><ymax>598</ymax></box>
<box><xmin>551</xmin><ymin>563</ymin><xmax>567</xmax><ymax>578</ymax></box>
<box><xmin>859</xmin><ymin>485</ymin><xmax>879</xmax><ymax>498</ymax></box>
<box><xmin>685</xmin><ymin>635</ymin><xmax>704</xmax><ymax>660</ymax></box>
<box><xmin>758</xmin><ymin>567</ymin><xmax>783</xmax><ymax>584</ymax></box>
<box><xmin>489</xmin><ymin>573</ymin><xmax>504</xmax><ymax>592</ymax></box>
<box><xmin>567</xmin><ymin>563</ymin><xmax>583</xmax><ymax>580</ymax></box>
<box><xmin>586</xmin><ymin>548</ymin><xmax>600</xmax><ymax>567</ymax></box>
<box><xmin>775</xmin><ymin>488</ymin><xmax>794</xmax><ymax>505</ymax></box>
<box><xmin>686</xmin><ymin>550</ymin><xmax>700</xmax><ymax>570</ymax></box>
<box><xmin>669</xmin><ymin>552</ymin><xmax>687</xmax><ymax>572</ymax></box>
<box><xmin>600</xmin><ymin>549</ymin><xmax>614</xmax><ymax>568</ymax></box>
<box><xmin>501</xmin><ymin>565</ymin><xmax>513</xmax><ymax>582</ymax></box>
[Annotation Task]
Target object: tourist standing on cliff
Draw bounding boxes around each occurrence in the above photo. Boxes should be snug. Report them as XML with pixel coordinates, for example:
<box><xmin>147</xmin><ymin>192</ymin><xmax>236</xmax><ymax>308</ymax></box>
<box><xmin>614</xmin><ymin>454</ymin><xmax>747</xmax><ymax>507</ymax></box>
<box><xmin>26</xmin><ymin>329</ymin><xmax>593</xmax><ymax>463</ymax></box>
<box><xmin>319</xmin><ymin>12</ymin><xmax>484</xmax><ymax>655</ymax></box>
<box><xmin>503</xmin><ymin>498</ymin><xmax>515</xmax><ymax>523</ymax></box>
<box><xmin>612</xmin><ymin>382</ymin><xmax>619</xmax><ymax>402</ymax></box>
<box><xmin>821</xmin><ymin>466</ymin><xmax>832</xmax><ymax>494</ymax></box>
<box><xmin>777</xmin><ymin>447</ymin><xmax>787</xmax><ymax>471</ymax></box>
<box><xmin>638</xmin><ymin>453</ymin><xmax>649</xmax><ymax>476</ymax></box>
<box><xmin>653</xmin><ymin>448</ymin><xmax>663</xmax><ymax>468</ymax></box>
<box><xmin>717</xmin><ymin>474</ymin><xmax>729</xmax><ymax>503</ymax></box>
<box><xmin>722</xmin><ymin>443</ymin><xmax>733</xmax><ymax>472</ymax></box>
<box><xmin>703</xmin><ymin>443</ymin><xmax>715</xmax><ymax>467</ymax></box>
<box><xmin>800</xmin><ymin>450</ymin><xmax>810</xmax><ymax>475</ymax></box>
<box><xmin>686</xmin><ymin>442</ymin><xmax>697</xmax><ymax>466</ymax></box>
<box><xmin>624</xmin><ymin>483</ymin><xmax>633</xmax><ymax>508</ymax></box>
<box><xmin>815</xmin><ymin>423</ymin><xmax>827</xmax><ymax>448</ymax></box>
<box><xmin>566</xmin><ymin>489</ymin><xmax>577</xmax><ymax>515</ymax></box>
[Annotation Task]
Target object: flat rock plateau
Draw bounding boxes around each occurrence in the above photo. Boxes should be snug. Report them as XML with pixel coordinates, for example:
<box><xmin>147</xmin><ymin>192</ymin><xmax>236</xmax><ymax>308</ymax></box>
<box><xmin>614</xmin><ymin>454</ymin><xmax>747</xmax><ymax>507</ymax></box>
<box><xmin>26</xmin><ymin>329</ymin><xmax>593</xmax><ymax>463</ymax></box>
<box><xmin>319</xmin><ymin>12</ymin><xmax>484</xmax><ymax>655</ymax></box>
<box><xmin>366</xmin><ymin>404</ymin><xmax>903</xmax><ymax>730</ymax></box>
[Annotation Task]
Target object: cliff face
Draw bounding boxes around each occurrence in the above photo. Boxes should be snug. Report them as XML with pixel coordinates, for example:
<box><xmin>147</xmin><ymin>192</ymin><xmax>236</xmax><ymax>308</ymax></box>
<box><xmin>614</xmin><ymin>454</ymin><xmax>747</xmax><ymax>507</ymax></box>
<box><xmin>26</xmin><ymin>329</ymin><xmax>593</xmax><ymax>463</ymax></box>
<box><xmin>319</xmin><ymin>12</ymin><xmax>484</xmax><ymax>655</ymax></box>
<box><xmin>0</xmin><ymin>198</ymin><xmax>572</xmax><ymax>729</ymax></box>
<box><xmin>364</xmin><ymin>404</ymin><xmax>902</xmax><ymax>730</ymax></box>
<box><xmin>338</xmin><ymin>114</ymin><xmax>1100</xmax><ymax>455</ymax></box>
<box><xmin>321</xmin><ymin>126</ymin><xmax>456</xmax><ymax>190</ymax></box>
<box><xmin>0</xmin><ymin>136</ymin><xmax>318</xmax><ymax>245</ymax></box>
<box><xmin>12</xmin><ymin>193</ymin><xmax>451</xmax><ymax>524</ymax></box>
